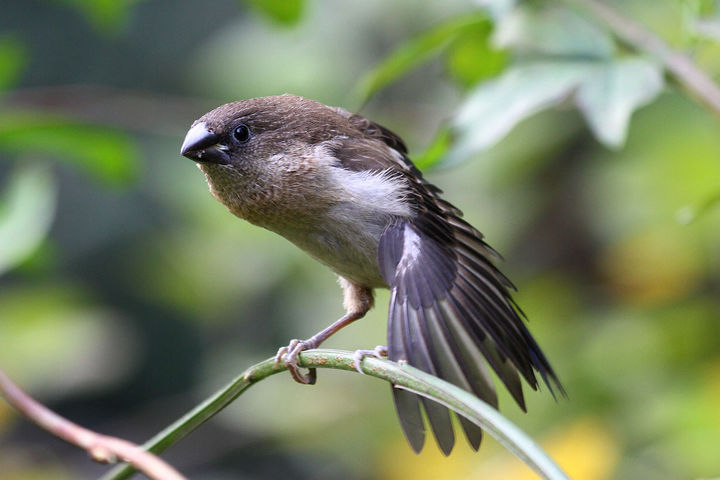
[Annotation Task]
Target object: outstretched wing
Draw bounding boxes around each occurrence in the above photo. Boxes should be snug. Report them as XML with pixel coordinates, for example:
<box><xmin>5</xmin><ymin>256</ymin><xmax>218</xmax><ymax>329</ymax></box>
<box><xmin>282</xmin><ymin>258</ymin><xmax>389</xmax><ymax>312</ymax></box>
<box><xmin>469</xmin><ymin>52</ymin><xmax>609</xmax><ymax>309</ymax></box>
<box><xmin>378</xmin><ymin>209</ymin><xmax>563</xmax><ymax>454</ymax></box>
<box><xmin>329</xmin><ymin>110</ymin><xmax>563</xmax><ymax>454</ymax></box>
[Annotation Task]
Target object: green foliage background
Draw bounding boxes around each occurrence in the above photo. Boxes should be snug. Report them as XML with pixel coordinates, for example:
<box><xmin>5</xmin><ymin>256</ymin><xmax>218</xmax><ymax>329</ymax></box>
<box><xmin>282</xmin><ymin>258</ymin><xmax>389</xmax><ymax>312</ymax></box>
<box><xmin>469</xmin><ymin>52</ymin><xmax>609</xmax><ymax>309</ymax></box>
<box><xmin>1</xmin><ymin>0</ymin><xmax>720</xmax><ymax>478</ymax></box>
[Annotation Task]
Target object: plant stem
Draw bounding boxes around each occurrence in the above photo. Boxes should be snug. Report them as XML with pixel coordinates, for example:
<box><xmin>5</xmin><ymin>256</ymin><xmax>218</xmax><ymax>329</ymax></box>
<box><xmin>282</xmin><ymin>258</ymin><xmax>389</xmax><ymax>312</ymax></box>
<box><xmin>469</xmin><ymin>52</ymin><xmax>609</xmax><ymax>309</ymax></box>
<box><xmin>100</xmin><ymin>349</ymin><xmax>568</xmax><ymax>480</ymax></box>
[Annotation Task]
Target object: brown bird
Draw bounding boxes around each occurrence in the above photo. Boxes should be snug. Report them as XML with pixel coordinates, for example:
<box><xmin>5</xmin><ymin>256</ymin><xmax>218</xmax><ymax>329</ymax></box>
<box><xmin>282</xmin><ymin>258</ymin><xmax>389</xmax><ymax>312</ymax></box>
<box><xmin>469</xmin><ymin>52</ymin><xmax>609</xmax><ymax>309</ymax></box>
<box><xmin>180</xmin><ymin>94</ymin><xmax>563</xmax><ymax>454</ymax></box>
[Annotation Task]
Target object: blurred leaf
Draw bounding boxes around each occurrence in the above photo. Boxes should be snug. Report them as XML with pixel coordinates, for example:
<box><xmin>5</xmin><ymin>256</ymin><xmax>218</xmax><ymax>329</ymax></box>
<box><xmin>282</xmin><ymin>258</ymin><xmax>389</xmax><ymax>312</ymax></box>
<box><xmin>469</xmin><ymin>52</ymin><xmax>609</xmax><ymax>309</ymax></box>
<box><xmin>0</xmin><ymin>36</ymin><xmax>27</xmax><ymax>93</ymax></box>
<box><xmin>55</xmin><ymin>0</ymin><xmax>143</xmax><ymax>31</ymax></box>
<box><xmin>0</xmin><ymin>165</ymin><xmax>56</xmax><ymax>276</ymax></box>
<box><xmin>475</xmin><ymin>0</ymin><xmax>518</xmax><ymax>21</ymax></box>
<box><xmin>692</xmin><ymin>17</ymin><xmax>720</xmax><ymax>41</ymax></box>
<box><xmin>446</xmin><ymin>25</ymin><xmax>507</xmax><ymax>88</ymax></box>
<box><xmin>13</xmin><ymin>240</ymin><xmax>56</xmax><ymax>275</ymax></box>
<box><xmin>242</xmin><ymin>0</ymin><xmax>304</xmax><ymax>25</ymax></box>
<box><xmin>691</xmin><ymin>0</ymin><xmax>720</xmax><ymax>16</ymax></box>
<box><xmin>356</xmin><ymin>13</ymin><xmax>491</xmax><ymax>103</ymax></box>
<box><xmin>493</xmin><ymin>6</ymin><xmax>615</xmax><ymax>58</ymax></box>
<box><xmin>688</xmin><ymin>0</ymin><xmax>720</xmax><ymax>39</ymax></box>
<box><xmin>0</xmin><ymin>112</ymin><xmax>139</xmax><ymax>185</ymax></box>
<box><xmin>676</xmin><ymin>188</ymin><xmax>720</xmax><ymax>224</ymax></box>
<box><xmin>576</xmin><ymin>58</ymin><xmax>664</xmax><ymax>148</ymax></box>
<box><xmin>448</xmin><ymin>61</ymin><xmax>592</xmax><ymax>165</ymax></box>
<box><xmin>414</xmin><ymin>127</ymin><xmax>452</xmax><ymax>170</ymax></box>
<box><xmin>583</xmin><ymin>92</ymin><xmax>720</xmax><ymax>243</ymax></box>
<box><xmin>448</xmin><ymin>55</ymin><xmax>663</xmax><ymax>164</ymax></box>
<box><xmin>0</xmin><ymin>284</ymin><xmax>138</xmax><ymax>395</ymax></box>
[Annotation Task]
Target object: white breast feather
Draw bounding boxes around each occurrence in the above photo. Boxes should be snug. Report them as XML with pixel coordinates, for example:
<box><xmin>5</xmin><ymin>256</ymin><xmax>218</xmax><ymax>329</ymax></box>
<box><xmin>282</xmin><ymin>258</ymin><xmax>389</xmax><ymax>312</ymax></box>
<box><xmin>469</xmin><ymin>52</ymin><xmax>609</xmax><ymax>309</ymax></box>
<box><xmin>329</xmin><ymin>167</ymin><xmax>412</xmax><ymax>218</ymax></box>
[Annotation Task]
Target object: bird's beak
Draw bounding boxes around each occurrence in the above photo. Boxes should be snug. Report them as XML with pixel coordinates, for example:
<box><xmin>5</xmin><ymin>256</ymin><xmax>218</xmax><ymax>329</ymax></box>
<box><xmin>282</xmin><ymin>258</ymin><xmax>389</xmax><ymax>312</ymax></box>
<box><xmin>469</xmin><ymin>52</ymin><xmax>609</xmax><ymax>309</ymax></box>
<box><xmin>180</xmin><ymin>122</ymin><xmax>231</xmax><ymax>165</ymax></box>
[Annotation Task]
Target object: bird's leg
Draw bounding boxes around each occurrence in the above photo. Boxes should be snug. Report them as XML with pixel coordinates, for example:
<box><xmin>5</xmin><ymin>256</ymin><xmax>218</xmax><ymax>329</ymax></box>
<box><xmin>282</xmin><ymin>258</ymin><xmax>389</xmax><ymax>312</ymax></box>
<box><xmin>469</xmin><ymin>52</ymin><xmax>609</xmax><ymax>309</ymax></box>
<box><xmin>353</xmin><ymin>345</ymin><xmax>388</xmax><ymax>374</ymax></box>
<box><xmin>275</xmin><ymin>310</ymin><xmax>366</xmax><ymax>384</ymax></box>
<box><xmin>275</xmin><ymin>279</ymin><xmax>373</xmax><ymax>385</ymax></box>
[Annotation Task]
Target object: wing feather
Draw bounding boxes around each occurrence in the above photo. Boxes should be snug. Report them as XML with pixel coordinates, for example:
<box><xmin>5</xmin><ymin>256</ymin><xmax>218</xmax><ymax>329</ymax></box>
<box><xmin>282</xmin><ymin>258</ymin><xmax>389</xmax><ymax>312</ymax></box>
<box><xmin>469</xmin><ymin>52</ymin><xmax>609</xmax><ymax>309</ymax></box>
<box><xmin>405</xmin><ymin>303</ymin><xmax>455</xmax><ymax>455</ymax></box>
<box><xmin>330</xmin><ymin>111</ymin><xmax>563</xmax><ymax>453</ymax></box>
<box><xmin>387</xmin><ymin>289</ymin><xmax>425</xmax><ymax>452</ymax></box>
<box><xmin>380</xmin><ymin>218</ymin><xmax>563</xmax><ymax>454</ymax></box>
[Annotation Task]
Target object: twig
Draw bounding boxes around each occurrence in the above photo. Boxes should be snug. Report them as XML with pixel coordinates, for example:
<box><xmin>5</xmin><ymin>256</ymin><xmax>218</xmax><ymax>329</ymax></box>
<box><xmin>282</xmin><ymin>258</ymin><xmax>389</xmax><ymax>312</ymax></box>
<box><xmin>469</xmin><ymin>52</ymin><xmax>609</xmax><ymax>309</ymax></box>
<box><xmin>0</xmin><ymin>368</ymin><xmax>187</xmax><ymax>480</ymax></box>
<box><xmin>566</xmin><ymin>0</ymin><xmax>720</xmax><ymax>116</ymax></box>
<box><xmin>101</xmin><ymin>349</ymin><xmax>568</xmax><ymax>480</ymax></box>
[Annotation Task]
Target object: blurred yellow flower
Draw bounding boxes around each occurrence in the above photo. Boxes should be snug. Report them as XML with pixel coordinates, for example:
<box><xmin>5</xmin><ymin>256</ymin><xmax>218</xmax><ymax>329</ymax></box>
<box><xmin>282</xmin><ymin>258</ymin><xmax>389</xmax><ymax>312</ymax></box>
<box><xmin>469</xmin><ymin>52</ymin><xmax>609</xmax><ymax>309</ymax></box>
<box><xmin>379</xmin><ymin>417</ymin><xmax>619</xmax><ymax>480</ymax></box>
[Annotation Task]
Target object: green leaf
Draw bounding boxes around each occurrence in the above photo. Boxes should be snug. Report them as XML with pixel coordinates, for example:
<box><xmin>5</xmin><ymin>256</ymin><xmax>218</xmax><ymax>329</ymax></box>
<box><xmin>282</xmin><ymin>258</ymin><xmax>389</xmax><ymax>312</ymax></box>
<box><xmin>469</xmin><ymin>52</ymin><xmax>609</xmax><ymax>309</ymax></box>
<box><xmin>0</xmin><ymin>36</ymin><xmax>27</xmax><ymax>93</ymax></box>
<box><xmin>356</xmin><ymin>13</ymin><xmax>491</xmax><ymax>103</ymax></box>
<box><xmin>0</xmin><ymin>112</ymin><xmax>139</xmax><ymax>186</ymax></box>
<box><xmin>576</xmin><ymin>57</ymin><xmax>664</xmax><ymax>148</ymax></box>
<box><xmin>414</xmin><ymin>127</ymin><xmax>452</xmax><ymax>170</ymax></box>
<box><xmin>447</xmin><ymin>55</ymin><xmax>662</xmax><ymax>164</ymax></box>
<box><xmin>446</xmin><ymin>25</ymin><xmax>508</xmax><ymax>88</ymax></box>
<box><xmin>448</xmin><ymin>61</ymin><xmax>593</xmax><ymax>164</ymax></box>
<box><xmin>55</xmin><ymin>0</ymin><xmax>144</xmax><ymax>31</ymax></box>
<box><xmin>493</xmin><ymin>5</ymin><xmax>615</xmax><ymax>58</ymax></box>
<box><xmin>0</xmin><ymin>165</ymin><xmax>56</xmax><ymax>276</ymax></box>
<box><xmin>242</xmin><ymin>0</ymin><xmax>304</xmax><ymax>25</ymax></box>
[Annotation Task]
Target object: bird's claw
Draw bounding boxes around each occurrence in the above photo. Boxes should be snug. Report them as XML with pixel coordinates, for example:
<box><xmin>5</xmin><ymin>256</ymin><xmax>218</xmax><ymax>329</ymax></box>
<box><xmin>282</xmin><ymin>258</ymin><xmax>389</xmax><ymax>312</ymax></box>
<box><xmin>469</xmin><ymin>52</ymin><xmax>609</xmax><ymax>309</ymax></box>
<box><xmin>353</xmin><ymin>345</ymin><xmax>388</xmax><ymax>374</ymax></box>
<box><xmin>275</xmin><ymin>339</ymin><xmax>317</xmax><ymax>385</ymax></box>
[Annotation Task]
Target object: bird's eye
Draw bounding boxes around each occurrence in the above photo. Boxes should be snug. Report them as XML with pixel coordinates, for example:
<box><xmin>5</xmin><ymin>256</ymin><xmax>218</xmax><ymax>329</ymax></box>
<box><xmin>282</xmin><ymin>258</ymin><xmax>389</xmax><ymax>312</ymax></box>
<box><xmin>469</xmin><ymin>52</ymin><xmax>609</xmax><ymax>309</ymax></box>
<box><xmin>233</xmin><ymin>124</ymin><xmax>251</xmax><ymax>143</ymax></box>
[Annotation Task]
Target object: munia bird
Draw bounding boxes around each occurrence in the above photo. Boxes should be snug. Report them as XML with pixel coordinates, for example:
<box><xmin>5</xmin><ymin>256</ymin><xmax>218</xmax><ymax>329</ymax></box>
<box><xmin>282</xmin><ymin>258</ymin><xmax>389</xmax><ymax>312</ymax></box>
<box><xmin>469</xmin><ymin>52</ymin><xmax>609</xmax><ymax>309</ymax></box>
<box><xmin>180</xmin><ymin>94</ymin><xmax>563</xmax><ymax>454</ymax></box>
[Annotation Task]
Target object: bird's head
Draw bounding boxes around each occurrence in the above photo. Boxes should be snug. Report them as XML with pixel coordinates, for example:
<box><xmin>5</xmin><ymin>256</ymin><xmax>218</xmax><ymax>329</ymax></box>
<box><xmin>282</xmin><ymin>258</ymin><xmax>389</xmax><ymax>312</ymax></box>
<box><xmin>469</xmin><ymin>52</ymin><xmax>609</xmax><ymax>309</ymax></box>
<box><xmin>180</xmin><ymin>94</ymin><xmax>359</xmax><ymax>224</ymax></box>
<box><xmin>180</xmin><ymin>94</ymin><xmax>353</xmax><ymax>169</ymax></box>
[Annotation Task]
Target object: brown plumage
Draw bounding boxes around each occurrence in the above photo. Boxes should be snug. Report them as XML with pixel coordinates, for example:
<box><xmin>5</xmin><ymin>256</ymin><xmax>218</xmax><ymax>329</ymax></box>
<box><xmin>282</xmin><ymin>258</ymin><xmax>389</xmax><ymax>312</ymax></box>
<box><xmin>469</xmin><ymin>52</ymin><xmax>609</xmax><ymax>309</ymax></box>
<box><xmin>181</xmin><ymin>94</ymin><xmax>563</xmax><ymax>454</ymax></box>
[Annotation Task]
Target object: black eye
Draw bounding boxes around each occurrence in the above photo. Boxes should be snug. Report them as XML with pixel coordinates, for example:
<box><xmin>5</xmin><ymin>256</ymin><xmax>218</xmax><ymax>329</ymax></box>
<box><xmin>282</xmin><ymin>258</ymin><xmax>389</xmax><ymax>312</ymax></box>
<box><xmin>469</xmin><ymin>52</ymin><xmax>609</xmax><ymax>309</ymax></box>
<box><xmin>233</xmin><ymin>124</ymin><xmax>251</xmax><ymax>143</ymax></box>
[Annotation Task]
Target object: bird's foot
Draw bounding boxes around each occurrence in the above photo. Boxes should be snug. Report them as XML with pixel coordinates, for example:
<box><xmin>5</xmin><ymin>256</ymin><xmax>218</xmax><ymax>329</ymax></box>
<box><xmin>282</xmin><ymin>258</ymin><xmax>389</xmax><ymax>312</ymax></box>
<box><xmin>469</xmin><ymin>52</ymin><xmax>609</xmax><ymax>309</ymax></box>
<box><xmin>275</xmin><ymin>339</ymin><xmax>317</xmax><ymax>385</ymax></box>
<box><xmin>353</xmin><ymin>345</ymin><xmax>388</xmax><ymax>374</ymax></box>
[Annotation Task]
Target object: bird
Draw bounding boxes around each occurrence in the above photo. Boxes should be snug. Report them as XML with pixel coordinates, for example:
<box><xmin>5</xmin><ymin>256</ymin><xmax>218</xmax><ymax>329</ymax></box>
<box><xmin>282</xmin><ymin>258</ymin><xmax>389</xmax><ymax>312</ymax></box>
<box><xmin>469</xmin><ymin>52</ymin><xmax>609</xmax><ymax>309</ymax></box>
<box><xmin>180</xmin><ymin>94</ymin><xmax>563</xmax><ymax>455</ymax></box>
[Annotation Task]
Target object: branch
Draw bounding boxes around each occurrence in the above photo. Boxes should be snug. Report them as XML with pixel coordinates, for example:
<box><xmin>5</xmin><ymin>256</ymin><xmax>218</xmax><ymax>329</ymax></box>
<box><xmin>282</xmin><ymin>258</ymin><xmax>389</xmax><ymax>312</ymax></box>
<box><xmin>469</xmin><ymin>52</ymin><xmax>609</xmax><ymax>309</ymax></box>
<box><xmin>0</xmin><ymin>368</ymin><xmax>186</xmax><ymax>480</ymax></box>
<box><xmin>101</xmin><ymin>349</ymin><xmax>568</xmax><ymax>480</ymax></box>
<box><xmin>566</xmin><ymin>0</ymin><xmax>720</xmax><ymax>116</ymax></box>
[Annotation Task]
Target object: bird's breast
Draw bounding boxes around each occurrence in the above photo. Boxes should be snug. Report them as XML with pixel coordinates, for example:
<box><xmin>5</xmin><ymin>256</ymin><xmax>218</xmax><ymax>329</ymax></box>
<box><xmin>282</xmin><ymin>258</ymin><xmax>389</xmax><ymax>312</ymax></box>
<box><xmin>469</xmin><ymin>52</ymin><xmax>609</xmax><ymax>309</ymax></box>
<box><xmin>276</xmin><ymin>166</ymin><xmax>414</xmax><ymax>288</ymax></box>
<box><xmin>277</xmin><ymin>204</ymin><xmax>392</xmax><ymax>288</ymax></box>
<box><xmin>199</xmin><ymin>160</ymin><xmax>413</xmax><ymax>288</ymax></box>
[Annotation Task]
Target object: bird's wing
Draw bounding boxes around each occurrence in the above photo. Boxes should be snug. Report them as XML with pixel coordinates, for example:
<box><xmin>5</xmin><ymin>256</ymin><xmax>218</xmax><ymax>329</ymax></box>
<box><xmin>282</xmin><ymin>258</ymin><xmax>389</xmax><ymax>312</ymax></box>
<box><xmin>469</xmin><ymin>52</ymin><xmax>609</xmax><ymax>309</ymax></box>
<box><xmin>328</xmin><ymin>115</ymin><xmax>563</xmax><ymax>454</ymax></box>
<box><xmin>378</xmin><ymin>212</ymin><xmax>565</xmax><ymax>454</ymax></box>
<box><xmin>330</xmin><ymin>107</ymin><xmax>408</xmax><ymax>154</ymax></box>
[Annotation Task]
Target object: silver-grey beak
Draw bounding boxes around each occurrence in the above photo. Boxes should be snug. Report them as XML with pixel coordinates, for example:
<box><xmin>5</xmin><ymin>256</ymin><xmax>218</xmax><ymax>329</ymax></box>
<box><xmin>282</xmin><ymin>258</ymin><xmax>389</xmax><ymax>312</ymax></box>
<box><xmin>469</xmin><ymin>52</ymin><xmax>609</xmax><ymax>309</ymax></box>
<box><xmin>180</xmin><ymin>122</ymin><xmax>230</xmax><ymax>164</ymax></box>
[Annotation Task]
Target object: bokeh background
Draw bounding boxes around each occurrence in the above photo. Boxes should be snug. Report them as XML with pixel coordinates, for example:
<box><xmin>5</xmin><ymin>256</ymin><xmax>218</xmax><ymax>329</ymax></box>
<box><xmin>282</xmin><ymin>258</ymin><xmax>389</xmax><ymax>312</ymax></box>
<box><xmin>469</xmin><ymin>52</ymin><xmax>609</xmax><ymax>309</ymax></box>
<box><xmin>2</xmin><ymin>0</ymin><xmax>720</xmax><ymax>479</ymax></box>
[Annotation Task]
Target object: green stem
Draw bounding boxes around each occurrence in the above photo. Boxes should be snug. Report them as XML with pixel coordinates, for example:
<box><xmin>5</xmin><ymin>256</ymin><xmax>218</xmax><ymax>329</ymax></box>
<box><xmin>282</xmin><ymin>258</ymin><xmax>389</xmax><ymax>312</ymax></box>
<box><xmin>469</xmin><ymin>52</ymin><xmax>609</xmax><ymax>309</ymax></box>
<box><xmin>100</xmin><ymin>349</ymin><xmax>568</xmax><ymax>480</ymax></box>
